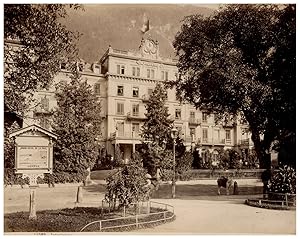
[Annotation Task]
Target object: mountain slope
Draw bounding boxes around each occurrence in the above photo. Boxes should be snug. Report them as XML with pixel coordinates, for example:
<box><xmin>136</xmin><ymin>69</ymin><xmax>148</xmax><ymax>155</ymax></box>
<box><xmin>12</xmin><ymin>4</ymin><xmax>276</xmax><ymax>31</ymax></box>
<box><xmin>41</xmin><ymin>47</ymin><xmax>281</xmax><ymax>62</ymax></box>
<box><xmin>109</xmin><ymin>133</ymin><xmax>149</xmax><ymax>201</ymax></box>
<box><xmin>63</xmin><ymin>4</ymin><xmax>215</xmax><ymax>62</ymax></box>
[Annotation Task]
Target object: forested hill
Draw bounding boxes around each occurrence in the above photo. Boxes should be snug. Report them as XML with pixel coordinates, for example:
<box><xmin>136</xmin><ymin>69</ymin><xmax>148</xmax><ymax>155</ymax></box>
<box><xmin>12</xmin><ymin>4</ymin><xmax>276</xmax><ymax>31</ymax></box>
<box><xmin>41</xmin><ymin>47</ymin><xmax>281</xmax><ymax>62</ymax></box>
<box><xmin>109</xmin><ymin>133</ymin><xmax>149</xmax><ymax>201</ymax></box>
<box><xmin>63</xmin><ymin>4</ymin><xmax>215</xmax><ymax>62</ymax></box>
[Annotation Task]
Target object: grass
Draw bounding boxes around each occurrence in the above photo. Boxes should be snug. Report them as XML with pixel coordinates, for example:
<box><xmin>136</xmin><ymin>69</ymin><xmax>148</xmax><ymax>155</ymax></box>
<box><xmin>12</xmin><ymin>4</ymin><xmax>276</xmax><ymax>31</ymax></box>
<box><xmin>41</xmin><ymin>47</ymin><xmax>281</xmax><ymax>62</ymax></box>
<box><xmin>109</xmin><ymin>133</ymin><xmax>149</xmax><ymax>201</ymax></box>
<box><xmin>4</xmin><ymin>206</ymin><xmax>175</xmax><ymax>233</ymax></box>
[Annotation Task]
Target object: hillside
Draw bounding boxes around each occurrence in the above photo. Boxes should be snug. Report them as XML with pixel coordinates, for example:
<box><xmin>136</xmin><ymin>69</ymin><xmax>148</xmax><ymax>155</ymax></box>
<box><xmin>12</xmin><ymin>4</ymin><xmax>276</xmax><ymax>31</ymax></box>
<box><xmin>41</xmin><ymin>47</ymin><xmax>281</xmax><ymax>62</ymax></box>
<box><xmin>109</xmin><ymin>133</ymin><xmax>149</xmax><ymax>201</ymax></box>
<box><xmin>63</xmin><ymin>4</ymin><xmax>215</xmax><ymax>62</ymax></box>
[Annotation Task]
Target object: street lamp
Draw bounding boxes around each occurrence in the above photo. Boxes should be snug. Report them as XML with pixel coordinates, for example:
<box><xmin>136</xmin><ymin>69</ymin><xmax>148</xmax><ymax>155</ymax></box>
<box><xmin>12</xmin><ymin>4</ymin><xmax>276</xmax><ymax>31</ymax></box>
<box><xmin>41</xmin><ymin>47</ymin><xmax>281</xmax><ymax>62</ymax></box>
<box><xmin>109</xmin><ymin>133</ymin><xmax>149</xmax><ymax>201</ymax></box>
<box><xmin>171</xmin><ymin>127</ymin><xmax>178</xmax><ymax>199</ymax></box>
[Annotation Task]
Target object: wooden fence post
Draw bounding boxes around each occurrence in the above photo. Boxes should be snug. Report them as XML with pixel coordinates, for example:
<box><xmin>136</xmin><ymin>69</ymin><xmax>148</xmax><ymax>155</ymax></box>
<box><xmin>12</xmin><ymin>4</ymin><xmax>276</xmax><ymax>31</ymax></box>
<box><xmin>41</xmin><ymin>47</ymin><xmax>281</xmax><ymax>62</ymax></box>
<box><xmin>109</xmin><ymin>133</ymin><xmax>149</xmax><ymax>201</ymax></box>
<box><xmin>135</xmin><ymin>215</ymin><xmax>138</xmax><ymax>228</ymax></box>
<box><xmin>285</xmin><ymin>194</ymin><xmax>288</xmax><ymax>206</ymax></box>
<box><xmin>99</xmin><ymin>221</ymin><xmax>102</xmax><ymax>231</ymax></box>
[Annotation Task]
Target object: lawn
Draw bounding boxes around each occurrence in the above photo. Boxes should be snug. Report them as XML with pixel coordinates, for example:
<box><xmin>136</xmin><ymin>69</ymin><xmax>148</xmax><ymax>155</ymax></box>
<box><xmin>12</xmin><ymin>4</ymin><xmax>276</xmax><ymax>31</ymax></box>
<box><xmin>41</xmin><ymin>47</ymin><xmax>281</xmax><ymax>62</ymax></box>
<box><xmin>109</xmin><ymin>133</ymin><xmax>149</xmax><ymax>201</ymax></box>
<box><xmin>91</xmin><ymin>169</ymin><xmax>117</xmax><ymax>180</ymax></box>
<box><xmin>4</xmin><ymin>206</ymin><xmax>174</xmax><ymax>233</ymax></box>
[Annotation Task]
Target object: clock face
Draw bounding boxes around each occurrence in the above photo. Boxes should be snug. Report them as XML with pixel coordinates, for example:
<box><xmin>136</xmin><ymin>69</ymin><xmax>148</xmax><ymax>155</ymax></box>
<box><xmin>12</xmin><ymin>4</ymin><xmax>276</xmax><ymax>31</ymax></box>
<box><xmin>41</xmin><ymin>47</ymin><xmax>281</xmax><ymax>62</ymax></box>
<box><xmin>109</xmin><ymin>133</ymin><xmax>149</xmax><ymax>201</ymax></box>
<box><xmin>144</xmin><ymin>40</ymin><xmax>157</xmax><ymax>54</ymax></box>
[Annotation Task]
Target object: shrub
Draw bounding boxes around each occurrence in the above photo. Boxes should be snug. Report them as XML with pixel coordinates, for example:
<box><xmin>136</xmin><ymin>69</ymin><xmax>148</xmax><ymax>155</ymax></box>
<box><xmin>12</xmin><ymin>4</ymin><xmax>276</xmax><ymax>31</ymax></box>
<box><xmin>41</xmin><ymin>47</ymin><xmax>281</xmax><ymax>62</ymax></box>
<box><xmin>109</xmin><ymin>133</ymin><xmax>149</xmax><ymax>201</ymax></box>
<box><xmin>105</xmin><ymin>153</ymin><xmax>149</xmax><ymax>207</ymax></box>
<box><xmin>268</xmin><ymin>165</ymin><xmax>296</xmax><ymax>200</ymax></box>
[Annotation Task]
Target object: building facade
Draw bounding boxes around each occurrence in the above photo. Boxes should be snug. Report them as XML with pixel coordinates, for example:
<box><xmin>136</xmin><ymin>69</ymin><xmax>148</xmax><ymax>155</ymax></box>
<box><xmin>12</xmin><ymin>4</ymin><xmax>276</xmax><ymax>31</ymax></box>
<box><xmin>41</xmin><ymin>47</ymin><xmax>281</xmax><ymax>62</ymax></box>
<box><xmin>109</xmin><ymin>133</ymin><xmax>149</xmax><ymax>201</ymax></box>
<box><xmin>23</xmin><ymin>38</ymin><xmax>254</xmax><ymax>164</ymax></box>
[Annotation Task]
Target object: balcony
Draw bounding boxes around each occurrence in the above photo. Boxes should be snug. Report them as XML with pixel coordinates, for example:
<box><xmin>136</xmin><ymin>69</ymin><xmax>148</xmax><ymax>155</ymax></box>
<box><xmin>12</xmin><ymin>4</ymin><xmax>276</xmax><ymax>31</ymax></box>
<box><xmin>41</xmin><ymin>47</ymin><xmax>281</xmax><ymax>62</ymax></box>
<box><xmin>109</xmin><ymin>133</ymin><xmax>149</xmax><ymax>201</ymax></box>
<box><xmin>239</xmin><ymin>139</ymin><xmax>254</xmax><ymax>146</ymax></box>
<box><xmin>188</xmin><ymin>118</ymin><xmax>201</xmax><ymax>126</ymax></box>
<box><xmin>115</xmin><ymin>131</ymin><xmax>142</xmax><ymax>140</ymax></box>
<box><xmin>126</xmin><ymin>112</ymin><xmax>146</xmax><ymax>120</ymax></box>
<box><xmin>194</xmin><ymin>138</ymin><xmax>226</xmax><ymax>145</ymax></box>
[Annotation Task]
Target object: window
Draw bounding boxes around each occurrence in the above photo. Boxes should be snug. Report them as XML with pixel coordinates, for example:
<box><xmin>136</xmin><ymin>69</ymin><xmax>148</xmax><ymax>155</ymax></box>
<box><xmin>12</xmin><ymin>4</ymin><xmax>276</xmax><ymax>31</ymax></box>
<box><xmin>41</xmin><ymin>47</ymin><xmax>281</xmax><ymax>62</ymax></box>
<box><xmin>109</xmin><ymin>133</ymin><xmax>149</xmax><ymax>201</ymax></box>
<box><xmin>175</xmin><ymin>126</ymin><xmax>182</xmax><ymax>135</ymax></box>
<box><xmin>117</xmin><ymin>86</ymin><xmax>124</xmax><ymax>96</ymax></box>
<box><xmin>133</xmin><ymin>87</ymin><xmax>139</xmax><ymax>97</ymax></box>
<box><xmin>60</xmin><ymin>62</ymin><xmax>67</xmax><ymax>70</ymax></box>
<box><xmin>214</xmin><ymin>129</ymin><xmax>220</xmax><ymax>142</ymax></box>
<box><xmin>175</xmin><ymin>109</ymin><xmax>181</xmax><ymax>120</ymax></box>
<box><xmin>190</xmin><ymin>128</ymin><xmax>196</xmax><ymax>137</ymax></box>
<box><xmin>94</xmin><ymin>83</ymin><xmax>100</xmax><ymax>95</ymax></box>
<box><xmin>117</xmin><ymin>102</ymin><xmax>124</xmax><ymax>115</ymax></box>
<box><xmin>78</xmin><ymin>63</ymin><xmax>84</xmax><ymax>72</ymax></box>
<box><xmin>93</xmin><ymin>64</ymin><xmax>101</xmax><ymax>74</ymax></box>
<box><xmin>202</xmin><ymin>128</ymin><xmax>208</xmax><ymax>142</ymax></box>
<box><xmin>151</xmin><ymin>69</ymin><xmax>155</xmax><ymax>79</ymax></box>
<box><xmin>40</xmin><ymin>96</ymin><xmax>49</xmax><ymax>111</ymax></box>
<box><xmin>132</xmin><ymin>123</ymin><xmax>140</xmax><ymax>137</ymax></box>
<box><xmin>132</xmin><ymin>104</ymin><xmax>139</xmax><ymax>117</ymax></box>
<box><xmin>202</xmin><ymin>112</ymin><xmax>208</xmax><ymax>123</ymax></box>
<box><xmin>161</xmin><ymin>71</ymin><xmax>169</xmax><ymax>81</ymax></box>
<box><xmin>190</xmin><ymin>111</ymin><xmax>195</xmax><ymax>123</ymax></box>
<box><xmin>147</xmin><ymin>69</ymin><xmax>154</xmax><ymax>79</ymax></box>
<box><xmin>117</xmin><ymin>122</ymin><xmax>124</xmax><ymax>136</ymax></box>
<box><xmin>226</xmin><ymin>129</ymin><xmax>231</xmax><ymax>141</ymax></box>
<box><xmin>132</xmin><ymin>67</ymin><xmax>140</xmax><ymax>77</ymax></box>
<box><xmin>117</xmin><ymin>64</ymin><xmax>125</xmax><ymax>74</ymax></box>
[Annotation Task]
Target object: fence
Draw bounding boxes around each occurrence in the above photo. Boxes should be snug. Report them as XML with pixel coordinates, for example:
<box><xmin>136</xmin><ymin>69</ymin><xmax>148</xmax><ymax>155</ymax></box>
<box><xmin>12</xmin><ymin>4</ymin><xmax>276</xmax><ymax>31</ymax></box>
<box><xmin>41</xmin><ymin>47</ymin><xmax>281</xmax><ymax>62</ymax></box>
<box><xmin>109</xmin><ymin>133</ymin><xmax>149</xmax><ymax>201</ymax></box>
<box><xmin>190</xmin><ymin>169</ymin><xmax>265</xmax><ymax>179</ymax></box>
<box><xmin>80</xmin><ymin>201</ymin><xmax>175</xmax><ymax>232</ymax></box>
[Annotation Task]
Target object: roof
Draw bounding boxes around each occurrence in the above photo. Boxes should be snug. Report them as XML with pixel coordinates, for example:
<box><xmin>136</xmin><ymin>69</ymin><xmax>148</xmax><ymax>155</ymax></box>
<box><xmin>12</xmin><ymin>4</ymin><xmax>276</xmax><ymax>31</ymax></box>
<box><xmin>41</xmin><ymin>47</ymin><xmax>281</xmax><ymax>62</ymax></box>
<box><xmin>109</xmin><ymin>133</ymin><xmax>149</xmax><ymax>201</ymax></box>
<box><xmin>9</xmin><ymin>124</ymin><xmax>58</xmax><ymax>139</ymax></box>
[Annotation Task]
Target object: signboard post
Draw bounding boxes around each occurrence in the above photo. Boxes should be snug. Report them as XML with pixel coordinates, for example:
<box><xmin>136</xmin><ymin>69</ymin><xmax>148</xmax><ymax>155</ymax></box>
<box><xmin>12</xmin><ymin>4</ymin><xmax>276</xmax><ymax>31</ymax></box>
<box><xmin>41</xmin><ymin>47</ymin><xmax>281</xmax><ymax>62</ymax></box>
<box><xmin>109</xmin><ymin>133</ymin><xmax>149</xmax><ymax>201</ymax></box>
<box><xmin>9</xmin><ymin>124</ymin><xmax>57</xmax><ymax>220</ymax></box>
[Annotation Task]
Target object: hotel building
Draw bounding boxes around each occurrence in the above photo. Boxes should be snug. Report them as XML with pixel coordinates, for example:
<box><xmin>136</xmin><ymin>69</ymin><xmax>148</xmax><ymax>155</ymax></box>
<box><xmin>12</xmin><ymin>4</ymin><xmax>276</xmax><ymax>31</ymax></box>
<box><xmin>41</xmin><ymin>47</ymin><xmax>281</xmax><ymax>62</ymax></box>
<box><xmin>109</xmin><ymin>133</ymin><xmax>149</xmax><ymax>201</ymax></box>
<box><xmin>23</xmin><ymin>38</ymin><xmax>254</xmax><ymax>163</ymax></box>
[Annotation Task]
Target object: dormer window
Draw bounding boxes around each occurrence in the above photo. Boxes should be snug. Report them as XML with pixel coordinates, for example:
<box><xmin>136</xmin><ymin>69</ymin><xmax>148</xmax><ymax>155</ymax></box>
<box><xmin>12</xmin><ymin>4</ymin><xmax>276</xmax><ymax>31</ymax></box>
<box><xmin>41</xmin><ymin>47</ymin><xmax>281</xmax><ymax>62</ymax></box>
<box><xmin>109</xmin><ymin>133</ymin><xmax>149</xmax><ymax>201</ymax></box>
<box><xmin>93</xmin><ymin>64</ymin><xmax>101</xmax><ymax>74</ymax></box>
<box><xmin>60</xmin><ymin>62</ymin><xmax>67</xmax><ymax>70</ymax></box>
<box><xmin>78</xmin><ymin>63</ymin><xmax>84</xmax><ymax>72</ymax></box>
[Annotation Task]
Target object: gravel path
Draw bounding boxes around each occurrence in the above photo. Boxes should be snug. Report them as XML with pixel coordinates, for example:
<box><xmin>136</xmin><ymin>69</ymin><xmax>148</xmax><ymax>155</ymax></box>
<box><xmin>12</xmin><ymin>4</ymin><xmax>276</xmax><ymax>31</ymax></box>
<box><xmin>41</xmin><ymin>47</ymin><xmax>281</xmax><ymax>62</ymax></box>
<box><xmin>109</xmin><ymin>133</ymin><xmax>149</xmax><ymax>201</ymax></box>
<box><xmin>4</xmin><ymin>181</ymin><xmax>296</xmax><ymax>234</ymax></box>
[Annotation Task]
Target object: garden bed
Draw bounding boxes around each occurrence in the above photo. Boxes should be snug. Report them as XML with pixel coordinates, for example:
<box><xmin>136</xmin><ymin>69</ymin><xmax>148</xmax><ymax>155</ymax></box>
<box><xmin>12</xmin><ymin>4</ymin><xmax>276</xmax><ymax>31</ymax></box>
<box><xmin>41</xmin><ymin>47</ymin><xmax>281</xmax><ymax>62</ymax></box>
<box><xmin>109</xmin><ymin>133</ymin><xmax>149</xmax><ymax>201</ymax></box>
<box><xmin>245</xmin><ymin>198</ymin><xmax>296</xmax><ymax>210</ymax></box>
<box><xmin>4</xmin><ymin>206</ymin><xmax>175</xmax><ymax>233</ymax></box>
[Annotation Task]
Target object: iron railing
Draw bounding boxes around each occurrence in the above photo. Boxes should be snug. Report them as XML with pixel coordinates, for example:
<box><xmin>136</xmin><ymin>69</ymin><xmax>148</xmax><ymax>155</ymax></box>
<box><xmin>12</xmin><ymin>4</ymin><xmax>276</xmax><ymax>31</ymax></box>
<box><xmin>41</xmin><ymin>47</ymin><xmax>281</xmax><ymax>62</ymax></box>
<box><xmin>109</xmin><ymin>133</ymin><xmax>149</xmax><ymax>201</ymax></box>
<box><xmin>80</xmin><ymin>201</ymin><xmax>174</xmax><ymax>232</ymax></box>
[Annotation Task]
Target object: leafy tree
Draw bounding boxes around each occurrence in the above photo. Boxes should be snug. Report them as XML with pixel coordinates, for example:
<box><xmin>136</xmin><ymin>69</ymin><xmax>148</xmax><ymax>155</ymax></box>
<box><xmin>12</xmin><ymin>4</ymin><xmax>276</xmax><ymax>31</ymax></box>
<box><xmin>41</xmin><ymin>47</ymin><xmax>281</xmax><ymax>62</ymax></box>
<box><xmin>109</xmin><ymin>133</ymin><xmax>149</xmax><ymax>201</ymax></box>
<box><xmin>172</xmin><ymin>4</ymin><xmax>295</xmax><ymax>168</ymax></box>
<box><xmin>113</xmin><ymin>144</ymin><xmax>124</xmax><ymax>168</ymax></box>
<box><xmin>140</xmin><ymin>83</ymin><xmax>174</xmax><ymax>176</ymax></box>
<box><xmin>4</xmin><ymin>4</ymin><xmax>81</xmax><ymax>120</ymax></box>
<box><xmin>141</xmin><ymin>83</ymin><xmax>174</xmax><ymax>145</ymax></box>
<box><xmin>51</xmin><ymin>77</ymin><xmax>102</xmax><ymax>183</ymax></box>
<box><xmin>105</xmin><ymin>153</ymin><xmax>149</xmax><ymax>208</ymax></box>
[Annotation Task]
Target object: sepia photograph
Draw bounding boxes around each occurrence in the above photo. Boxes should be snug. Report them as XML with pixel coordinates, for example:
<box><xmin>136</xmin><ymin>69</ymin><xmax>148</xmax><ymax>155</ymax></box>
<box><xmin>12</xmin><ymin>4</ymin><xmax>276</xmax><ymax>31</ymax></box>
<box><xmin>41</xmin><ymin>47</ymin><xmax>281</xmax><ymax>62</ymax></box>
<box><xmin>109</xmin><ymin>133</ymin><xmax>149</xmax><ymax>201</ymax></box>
<box><xmin>3</xmin><ymin>1</ymin><xmax>296</xmax><ymax>235</ymax></box>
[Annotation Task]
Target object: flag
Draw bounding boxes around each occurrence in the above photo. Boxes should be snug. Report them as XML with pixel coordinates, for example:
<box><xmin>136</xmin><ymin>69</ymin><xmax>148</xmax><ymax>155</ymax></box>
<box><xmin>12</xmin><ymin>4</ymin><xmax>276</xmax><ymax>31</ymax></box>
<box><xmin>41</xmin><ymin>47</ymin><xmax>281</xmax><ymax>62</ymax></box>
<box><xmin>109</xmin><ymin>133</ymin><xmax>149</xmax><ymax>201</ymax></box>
<box><xmin>140</xmin><ymin>13</ymin><xmax>150</xmax><ymax>34</ymax></box>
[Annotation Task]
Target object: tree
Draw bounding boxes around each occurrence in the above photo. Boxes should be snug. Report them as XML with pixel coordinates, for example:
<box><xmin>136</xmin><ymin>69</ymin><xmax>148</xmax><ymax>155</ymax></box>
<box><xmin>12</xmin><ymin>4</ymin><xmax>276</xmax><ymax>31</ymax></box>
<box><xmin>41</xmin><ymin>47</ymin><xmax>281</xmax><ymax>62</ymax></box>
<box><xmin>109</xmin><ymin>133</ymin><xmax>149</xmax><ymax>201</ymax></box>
<box><xmin>51</xmin><ymin>77</ymin><xmax>102</xmax><ymax>183</ymax></box>
<box><xmin>4</xmin><ymin>4</ymin><xmax>80</xmax><ymax>120</ymax></box>
<box><xmin>172</xmin><ymin>4</ymin><xmax>295</xmax><ymax>168</ymax></box>
<box><xmin>141</xmin><ymin>83</ymin><xmax>174</xmax><ymax>145</ymax></box>
<box><xmin>140</xmin><ymin>83</ymin><xmax>174</xmax><ymax>176</ymax></box>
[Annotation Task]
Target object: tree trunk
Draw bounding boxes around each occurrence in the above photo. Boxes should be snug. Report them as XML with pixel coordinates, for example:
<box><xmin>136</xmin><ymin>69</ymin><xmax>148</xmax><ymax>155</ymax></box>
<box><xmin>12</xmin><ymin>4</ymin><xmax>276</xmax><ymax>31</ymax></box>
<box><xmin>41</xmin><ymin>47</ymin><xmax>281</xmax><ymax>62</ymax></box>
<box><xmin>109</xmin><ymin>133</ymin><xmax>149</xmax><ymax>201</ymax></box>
<box><xmin>251</xmin><ymin>129</ymin><xmax>271</xmax><ymax>169</ymax></box>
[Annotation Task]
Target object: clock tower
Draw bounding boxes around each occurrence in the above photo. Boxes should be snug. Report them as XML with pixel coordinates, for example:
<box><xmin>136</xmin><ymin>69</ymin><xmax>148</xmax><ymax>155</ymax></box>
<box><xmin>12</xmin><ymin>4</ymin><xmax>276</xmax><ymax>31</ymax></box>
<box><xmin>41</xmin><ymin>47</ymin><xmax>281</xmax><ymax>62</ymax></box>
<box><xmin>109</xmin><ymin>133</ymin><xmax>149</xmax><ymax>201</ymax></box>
<box><xmin>139</xmin><ymin>38</ymin><xmax>159</xmax><ymax>59</ymax></box>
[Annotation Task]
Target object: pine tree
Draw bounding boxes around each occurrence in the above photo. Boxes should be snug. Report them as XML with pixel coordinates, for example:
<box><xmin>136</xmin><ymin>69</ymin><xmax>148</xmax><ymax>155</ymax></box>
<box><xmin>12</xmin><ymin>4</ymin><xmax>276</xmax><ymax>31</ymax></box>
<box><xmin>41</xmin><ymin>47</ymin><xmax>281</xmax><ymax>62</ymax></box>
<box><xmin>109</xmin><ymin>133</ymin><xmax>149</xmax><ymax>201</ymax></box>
<box><xmin>51</xmin><ymin>77</ymin><xmax>102</xmax><ymax>183</ymax></box>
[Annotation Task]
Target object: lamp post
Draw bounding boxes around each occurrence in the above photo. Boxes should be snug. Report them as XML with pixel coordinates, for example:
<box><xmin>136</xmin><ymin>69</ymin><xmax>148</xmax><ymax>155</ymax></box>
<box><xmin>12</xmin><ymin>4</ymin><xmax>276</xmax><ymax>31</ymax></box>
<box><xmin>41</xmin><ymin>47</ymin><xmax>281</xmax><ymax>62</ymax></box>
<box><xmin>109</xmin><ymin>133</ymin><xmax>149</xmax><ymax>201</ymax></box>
<box><xmin>171</xmin><ymin>127</ymin><xmax>178</xmax><ymax>199</ymax></box>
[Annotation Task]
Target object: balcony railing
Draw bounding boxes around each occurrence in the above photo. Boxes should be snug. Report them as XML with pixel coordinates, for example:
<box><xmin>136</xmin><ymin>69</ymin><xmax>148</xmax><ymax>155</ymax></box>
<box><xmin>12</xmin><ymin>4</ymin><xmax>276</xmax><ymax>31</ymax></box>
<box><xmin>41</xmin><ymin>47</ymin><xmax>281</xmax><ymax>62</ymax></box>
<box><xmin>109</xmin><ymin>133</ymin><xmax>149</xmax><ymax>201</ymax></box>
<box><xmin>239</xmin><ymin>139</ymin><xmax>254</xmax><ymax>146</ymax></box>
<box><xmin>126</xmin><ymin>112</ymin><xmax>146</xmax><ymax>120</ymax></box>
<box><xmin>115</xmin><ymin>131</ymin><xmax>141</xmax><ymax>140</ymax></box>
<box><xmin>188</xmin><ymin>118</ymin><xmax>201</xmax><ymax>125</ymax></box>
